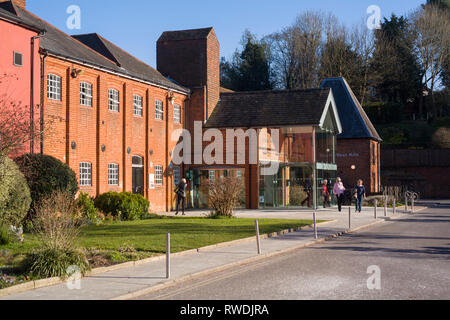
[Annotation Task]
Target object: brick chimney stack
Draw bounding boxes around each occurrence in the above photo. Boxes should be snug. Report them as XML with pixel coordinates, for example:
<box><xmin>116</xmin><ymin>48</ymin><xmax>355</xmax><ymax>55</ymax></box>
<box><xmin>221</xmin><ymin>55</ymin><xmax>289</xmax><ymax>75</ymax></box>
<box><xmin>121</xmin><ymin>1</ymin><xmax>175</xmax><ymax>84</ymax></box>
<box><xmin>157</xmin><ymin>27</ymin><xmax>220</xmax><ymax>121</ymax></box>
<box><xmin>0</xmin><ymin>0</ymin><xmax>26</xmax><ymax>9</ymax></box>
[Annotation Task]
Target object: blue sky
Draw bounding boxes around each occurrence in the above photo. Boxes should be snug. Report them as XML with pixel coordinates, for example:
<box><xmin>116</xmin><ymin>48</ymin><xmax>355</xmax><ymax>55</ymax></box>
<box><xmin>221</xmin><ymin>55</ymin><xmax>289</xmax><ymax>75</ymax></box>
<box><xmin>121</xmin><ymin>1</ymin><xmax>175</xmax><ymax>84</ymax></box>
<box><xmin>28</xmin><ymin>0</ymin><xmax>425</xmax><ymax>68</ymax></box>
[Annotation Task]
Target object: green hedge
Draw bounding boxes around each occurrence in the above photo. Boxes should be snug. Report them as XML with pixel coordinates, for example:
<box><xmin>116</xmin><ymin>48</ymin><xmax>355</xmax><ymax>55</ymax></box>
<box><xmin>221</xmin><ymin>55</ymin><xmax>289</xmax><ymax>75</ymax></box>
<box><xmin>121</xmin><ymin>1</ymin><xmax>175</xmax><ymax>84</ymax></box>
<box><xmin>94</xmin><ymin>192</ymin><xmax>149</xmax><ymax>221</ymax></box>
<box><xmin>15</xmin><ymin>154</ymin><xmax>79</xmax><ymax>214</ymax></box>
<box><xmin>0</xmin><ymin>156</ymin><xmax>32</xmax><ymax>226</ymax></box>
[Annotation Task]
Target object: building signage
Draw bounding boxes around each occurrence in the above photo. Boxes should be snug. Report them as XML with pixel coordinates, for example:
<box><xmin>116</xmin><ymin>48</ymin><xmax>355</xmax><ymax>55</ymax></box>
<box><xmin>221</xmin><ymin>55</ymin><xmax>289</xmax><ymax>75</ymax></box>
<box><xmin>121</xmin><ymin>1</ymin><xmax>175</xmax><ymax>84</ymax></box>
<box><xmin>336</xmin><ymin>153</ymin><xmax>360</xmax><ymax>158</ymax></box>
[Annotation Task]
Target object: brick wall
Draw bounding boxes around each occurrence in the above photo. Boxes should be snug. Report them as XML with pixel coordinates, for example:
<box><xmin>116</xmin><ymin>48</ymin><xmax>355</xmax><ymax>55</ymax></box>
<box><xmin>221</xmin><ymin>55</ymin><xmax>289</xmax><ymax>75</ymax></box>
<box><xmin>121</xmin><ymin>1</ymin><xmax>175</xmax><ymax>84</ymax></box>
<box><xmin>336</xmin><ymin>138</ymin><xmax>381</xmax><ymax>193</ymax></box>
<box><xmin>42</xmin><ymin>56</ymin><xmax>187</xmax><ymax>212</ymax></box>
<box><xmin>382</xmin><ymin>149</ymin><xmax>450</xmax><ymax>198</ymax></box>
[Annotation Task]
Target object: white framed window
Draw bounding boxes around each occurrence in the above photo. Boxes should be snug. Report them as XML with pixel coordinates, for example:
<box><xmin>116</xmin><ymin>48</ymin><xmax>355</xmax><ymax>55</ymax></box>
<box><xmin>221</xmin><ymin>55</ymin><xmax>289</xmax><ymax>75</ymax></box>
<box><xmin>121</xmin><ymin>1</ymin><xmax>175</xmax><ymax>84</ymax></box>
<box><xmin>174</xmin><ymin>166</ymin><xmax>181</xmax><ymax>185</ymax></box>
<box><xmin>155</xmin><ymin>165</ymin><xmax>163</xmax><ymax>185</ymax></box>
<box><xmin>108</xmin><ymin>163</ymin><xmax>119</xmax><ymax>186</ymax></box>
<box><xmin>13</xmin><ymin>51</ymin><xmax>23</xmax><ymax>67</ymax></box>
<box><xmin>80</xmin><ymin>162</ymin><xmax>92</xmax><ymax>186</ymax></box>
<box><xmin>80</xmin><ymin>82</ymin><xmax>93</xmax><ymax>107</ymax></box>
<box><xmin>174</xmin><ymin>104</ymin><xmax>181</xmax><ymax>123</ymax></box>
<box><xmin>47</xmin><ymin>74</ymin><xmax>61</xmax><ymax>101</ymax></box>
<box><xmin>155</xmin><ymin>100</ymin><xmax>164</xmax><ymax>120</ymax></box>
<box><xmin>108</xmin><ymin>89</ymin><xmax>119</xmax><ymax>112</ymax></box>
<box><xmin>133</xmin><ymin>94</ymin><xmax>143</xmax><ymax>117</ymax></box>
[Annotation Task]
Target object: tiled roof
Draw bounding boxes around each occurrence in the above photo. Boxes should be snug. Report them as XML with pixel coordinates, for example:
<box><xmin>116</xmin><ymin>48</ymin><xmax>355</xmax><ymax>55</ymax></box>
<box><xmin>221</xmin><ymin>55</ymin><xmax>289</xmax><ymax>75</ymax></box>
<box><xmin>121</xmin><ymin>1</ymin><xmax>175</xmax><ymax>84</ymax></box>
<box><xmin>320</xmin><ymin>78</ymin><xmax>382</xmax><ymax>141</ymax></box>
<box><xmin>205</xmin><ymin>89</ymin><xmax>332</xmax><ymax>129</ymax></box>
<box><xmin>72</xmin><ymin>33</ymin><xmax>188</xmax><ymax>92</ymax></box>
<box><xmin>0</xmin><ymin>2</ymin><xmax>189</xmax><ymax>93</ymax></box>
<box><xmin>158</xmin><ymin>27</ymin><xmax>213</xmax><ymax>42</ymax></box>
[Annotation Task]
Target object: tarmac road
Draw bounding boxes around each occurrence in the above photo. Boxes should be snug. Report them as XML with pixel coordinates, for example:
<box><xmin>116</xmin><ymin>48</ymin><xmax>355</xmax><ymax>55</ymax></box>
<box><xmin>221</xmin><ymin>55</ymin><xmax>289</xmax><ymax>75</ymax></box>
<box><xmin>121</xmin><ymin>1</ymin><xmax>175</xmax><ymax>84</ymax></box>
<box><xmin>139</xmin><ymin>205</ymin><xmax>450</xmax><ymax>300</ymax></box>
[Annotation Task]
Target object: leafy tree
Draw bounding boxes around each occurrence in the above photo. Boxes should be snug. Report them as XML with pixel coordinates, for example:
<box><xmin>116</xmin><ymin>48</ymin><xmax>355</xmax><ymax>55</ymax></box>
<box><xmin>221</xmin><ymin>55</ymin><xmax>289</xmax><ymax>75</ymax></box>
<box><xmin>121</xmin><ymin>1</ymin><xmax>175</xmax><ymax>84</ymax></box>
<box><xmin>221</xmin><ymin>31</ymin><xmax>274</xmax><ymax>91</ymax></box>
<box><xmin>370</xmin><ymin>15</ymin><xmax>422</xmax><ymax>105</ymax></box>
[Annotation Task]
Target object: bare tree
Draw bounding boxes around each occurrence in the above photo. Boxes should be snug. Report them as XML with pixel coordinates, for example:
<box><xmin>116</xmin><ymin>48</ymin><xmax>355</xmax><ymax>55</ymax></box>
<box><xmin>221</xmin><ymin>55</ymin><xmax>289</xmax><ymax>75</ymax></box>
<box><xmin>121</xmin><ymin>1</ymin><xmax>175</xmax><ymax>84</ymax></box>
<box><xmin>412</xmin><ymin>4</ymin><xmax>450</xmax><ymax>117</ymax></box>
<box><xmin>350</xmin><ymin>20</ymin><xmax>376</xmax><ymax>106</ymax></box>
<box><xmin>0</xmin><ymin>74</ymin><xmax>61</xmax><ymax>158</ymax></box>
<box><xmin>268</xmin><ymin>11</ymin><xmax>325</xmax><ymax>89</ymax></box>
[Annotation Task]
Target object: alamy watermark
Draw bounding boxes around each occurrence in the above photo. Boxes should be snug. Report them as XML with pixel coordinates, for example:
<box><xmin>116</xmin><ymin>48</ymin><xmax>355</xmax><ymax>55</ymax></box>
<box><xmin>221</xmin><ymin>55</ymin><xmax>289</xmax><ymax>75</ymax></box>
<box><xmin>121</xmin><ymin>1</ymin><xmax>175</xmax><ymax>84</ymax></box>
<box><xmin>66</xmin><ymin>5</ymin><xmax>81</xmax><ymax>30</ymax></box>
<box><xmin>366</xmin><ymin>5</ymin><xmax>382</xmax><ymax>30</ymax></box>
<box><xmin>171</xmin><ymin>122</ymin><xmax>280</xmax><ymax>176</ymax></box>
<box><xmin>66</xmin><ymin>265</ymin><xmax>82</xmax><ymax>290</ymax></box>
<box><xmin>366</xmin><ymin>265</ymin><xmax>381</xmax><ymax>290</ymax></box>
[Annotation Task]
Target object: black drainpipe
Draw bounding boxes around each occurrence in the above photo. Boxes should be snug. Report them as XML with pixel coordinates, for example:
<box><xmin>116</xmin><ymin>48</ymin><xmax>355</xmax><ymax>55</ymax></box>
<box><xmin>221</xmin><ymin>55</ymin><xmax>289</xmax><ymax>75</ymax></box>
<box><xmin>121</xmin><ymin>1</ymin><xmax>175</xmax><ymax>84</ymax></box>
<box><xmin>30</xmin><ymin>31</ymin><xmax>45</xmax><ymax>154</ymax></box>
<box><xmin>39</xmin><ymin>49</ymin><xmax>48</xmax><ymax>155</ymax></box>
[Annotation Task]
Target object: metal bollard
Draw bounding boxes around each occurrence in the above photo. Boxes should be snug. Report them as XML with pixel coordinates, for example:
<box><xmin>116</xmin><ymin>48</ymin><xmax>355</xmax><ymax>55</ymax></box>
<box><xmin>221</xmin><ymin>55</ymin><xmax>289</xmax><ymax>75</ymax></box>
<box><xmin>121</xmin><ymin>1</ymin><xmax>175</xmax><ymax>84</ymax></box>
<box><xmin>411</xmin><ymin>197</ymin><xmax>415</xmax><ymax>213</ymax></box>
<box><xmin>393</xmin><ymin>198</ymin><xmax>396</xmax><ymax>215</ymax></box>
<box><xmin>374</xmin><ymin>199</ymin><xmax>377</xmax><ymax>219</ymax></box>
<box><xmin>255</xmin><ymin>220</ymin><xmax>261</xmax><ymax>255</ymax></box>
<box><xmin>313</xmin><ymin>210</ymin><xmax>318</xmax><ymax>239</ymax></box>
<box><xmin>166</xmin><ymin>233</ymin><xmax>170</xmax><ymax>279</ymax></box>
<box><xmin>348</xmin><ymin>206</ymin><xmax>351</xmax><ymax>230</ymax></box>
<box><xmin>384</xmin><ymin>198</ymin><xmax>387</xmax><ymax>217</ymax></box>
<box><xmin>405</xmin><ymin>195</ymin><xmax>408</xmax><ymax>213</ymax></box>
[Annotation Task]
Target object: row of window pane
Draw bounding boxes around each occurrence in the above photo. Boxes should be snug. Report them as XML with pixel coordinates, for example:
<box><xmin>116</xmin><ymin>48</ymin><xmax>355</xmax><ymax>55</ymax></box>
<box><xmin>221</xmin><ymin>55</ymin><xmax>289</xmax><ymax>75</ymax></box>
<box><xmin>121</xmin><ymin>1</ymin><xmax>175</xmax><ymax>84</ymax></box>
<box><xmin>47</xmin><ymin>74</ymin><xmax>181</xmax><ymax>121</ymax></box>
<box><xmin>79</xmin><ymin>163</ymin><xmax>165</xmax><ymax>186</ymax></box>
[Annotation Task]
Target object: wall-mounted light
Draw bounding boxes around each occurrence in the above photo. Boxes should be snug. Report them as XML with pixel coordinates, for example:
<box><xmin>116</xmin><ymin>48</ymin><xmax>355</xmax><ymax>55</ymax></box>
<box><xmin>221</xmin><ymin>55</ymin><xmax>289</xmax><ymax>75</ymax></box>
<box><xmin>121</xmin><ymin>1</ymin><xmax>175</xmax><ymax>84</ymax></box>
<box><xmin>71</xmin><ymin>69</ymin><xmax>84</xmax><ymax>78</ymax></box>
<box><xmin>71</xmin><ymin>141</ymin><xmax>76</xmax><ymax>150</ymax></box>
<box><xmin>167</xmin><ymin>91</ymin><xmax>175</xmax><ymax>105</ymax></box>
<box><xmin>101</xmin><ymin>144</ymin><xmax>106</xmax><ymax>153</ymax></box>
<box><xmin>351</xmin><ymin>165</ymin><xmax>356</xmax><ymax>170</ymax></box>
<box><xmin>127</xmin><ymin>147</ymin><xmax>131</xmax><ymax>154</ymax></box>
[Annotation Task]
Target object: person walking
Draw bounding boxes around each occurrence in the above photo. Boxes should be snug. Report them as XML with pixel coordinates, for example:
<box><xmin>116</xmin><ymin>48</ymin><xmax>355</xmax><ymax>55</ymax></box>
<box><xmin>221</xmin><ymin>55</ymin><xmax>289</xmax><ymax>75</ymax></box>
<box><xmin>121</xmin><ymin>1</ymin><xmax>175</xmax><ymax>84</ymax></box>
<box><xmin>354</xmin><ymin>179</ymin><xmax>366</xmax><ymax>213</ymax></box>
<box><xmin>322</xmin><ymin>179</ymin><xmax>330</xmax><ymax>208</ymax></box>
<box><xmin>175</xmin><ymin>178</ymin><xmax>187</xmax><ymax>216</ymax></box>
<box><xmin>301</xmin><ymin>175</ymin><xmax>313</xmax><ymax>208</ymax></box>
<box><xmin>333</xmin><ymin>177</ymin><xmax>346</xmax><ymax>212</ymax></box>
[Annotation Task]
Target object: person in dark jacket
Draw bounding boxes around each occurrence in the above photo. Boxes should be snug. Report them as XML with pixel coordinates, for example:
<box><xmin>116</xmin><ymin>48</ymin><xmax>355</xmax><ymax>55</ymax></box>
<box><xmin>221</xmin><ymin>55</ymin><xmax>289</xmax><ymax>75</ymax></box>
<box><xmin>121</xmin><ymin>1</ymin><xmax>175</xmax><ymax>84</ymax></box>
<box><xmin>175</xmin><ymin>178</ymin><xmax>187</xmax><ymax>216</ymax></box>
<box><xmin>301</xmin><ymin>175</ymin><xmax>313</xmax><ymax>208</ymax></box>
<box><xmin>354</xmin><ymin>179</ymin><xmax>366</xmax><ymax>213</ymax></box>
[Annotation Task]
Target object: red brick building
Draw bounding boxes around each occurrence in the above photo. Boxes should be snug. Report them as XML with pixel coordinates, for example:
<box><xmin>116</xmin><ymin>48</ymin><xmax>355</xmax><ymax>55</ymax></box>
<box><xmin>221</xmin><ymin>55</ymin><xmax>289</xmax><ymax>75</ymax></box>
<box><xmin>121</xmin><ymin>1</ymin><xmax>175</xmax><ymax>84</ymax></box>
<box><xmin>0</xmin><ymin>0</ymin><xmax>190</xmax><ymax>212</ymax></box>
<box><xmin>320</xmin><ymin>78</ymin><xmax>382</xmax><ymax>194</ymax></box>
<box><xmin>0</xmin><ymin>0</ymin><xmax>43</xmax><ymax>156</ymax></box>
<box><xmin>1</xmin><ymin>0</ymin><xmax>381</xmax><ymax>212</ymax></box>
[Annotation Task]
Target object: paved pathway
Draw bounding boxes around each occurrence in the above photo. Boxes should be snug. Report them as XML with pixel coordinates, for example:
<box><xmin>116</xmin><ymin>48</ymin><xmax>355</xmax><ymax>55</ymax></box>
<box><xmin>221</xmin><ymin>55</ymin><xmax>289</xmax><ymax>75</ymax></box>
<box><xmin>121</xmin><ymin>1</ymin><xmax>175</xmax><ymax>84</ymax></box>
<box><xmin>139</xmin><ymin>205</ymin><xmax>449</xmax><ymax>300</ymax></box>
<box><xmin>1</xmin><ymin>205</ymin><xmax>421</xmax><ymax>300</ymax></box>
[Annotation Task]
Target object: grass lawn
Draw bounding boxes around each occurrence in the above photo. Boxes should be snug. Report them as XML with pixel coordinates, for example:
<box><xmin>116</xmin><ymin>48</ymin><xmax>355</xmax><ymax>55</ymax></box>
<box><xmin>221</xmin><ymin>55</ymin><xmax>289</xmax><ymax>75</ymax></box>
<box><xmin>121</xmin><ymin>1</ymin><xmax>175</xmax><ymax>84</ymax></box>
<box><xmin>0</xmin><ymin>216</ymin><xmax>315</xmax><ymax>281</ymax></box>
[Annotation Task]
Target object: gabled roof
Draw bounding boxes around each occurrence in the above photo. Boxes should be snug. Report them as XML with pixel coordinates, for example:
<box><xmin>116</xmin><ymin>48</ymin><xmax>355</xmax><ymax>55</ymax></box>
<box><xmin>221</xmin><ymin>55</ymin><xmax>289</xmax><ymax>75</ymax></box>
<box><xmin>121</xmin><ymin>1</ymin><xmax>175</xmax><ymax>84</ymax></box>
<box><xmin>72</xmin><ymin>33</ymin><xmax>188</xmax><ymax>92</ymax></box>
<box><xmin>158</xmin><ymin>27</ymin><xmax>214</xmax><ymax>42</ymax></box>
<box><xmin>0</xmin><ymin>1</ymin><xmax>189</xmax><ymax>94</ymax></box>
<box><xmin>320</xmin><ymin>77</ymin><xmax>382</xmax><ymax>141</ymax></box>
<box><xmin>205</xmin><ymin>88</ymin><xmax>341</xmax><ymax>131</ymax></box>
<box><xmin>0</xmin><ymin>1</ymin><xmax>42</xmax><ymax>32</ymax></box>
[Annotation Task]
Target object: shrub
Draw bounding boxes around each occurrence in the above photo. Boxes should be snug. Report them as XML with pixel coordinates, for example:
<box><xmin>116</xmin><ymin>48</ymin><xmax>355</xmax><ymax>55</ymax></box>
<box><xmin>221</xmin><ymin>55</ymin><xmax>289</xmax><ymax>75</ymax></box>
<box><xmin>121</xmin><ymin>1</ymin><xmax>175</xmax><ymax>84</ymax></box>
<box><xmin>32</xmin><ymin>191</ymin><xmax>83</xmax><ymax>251</ymax></box>
<box><xmin>432</xmin><ymin>127</ymin><xmax>450</xmax><ymax>149</ymax></box>
<box><xmin>22</xmin><ymin>248</ymin><xmax>90</xmax><ymax>279</ymax></box>
<box><xmin>208</xmin><ymin>177</ymin><xmax>244</xmax><ymax>218</ymax></box>
<box><xmin>0</xmin><ymin>156</ymin><xmax>32</xmax><ymax>226</ymax></box>
<box><xmin>94</xmin><ymin>192</ymin><xmax>149</xmax><ymax>221</ymax></box>
<box><xmin>14</xmin><ymin>154</ymin><xmax>79</xmax><ymax>217</ymax></box>
<box><xmin>0</xmin><ymin>222</ymin><xmax>13</xmax><ymax>245</ymax></box>
<box><xmin>289</xmin><ymin>186</ymin><xmax>307</xmax><ymax>206</ymax></box>
<box><xmin>77</xmin><ymin>192</ymin><xmax>102</xmax><ymax>226</ymax></box>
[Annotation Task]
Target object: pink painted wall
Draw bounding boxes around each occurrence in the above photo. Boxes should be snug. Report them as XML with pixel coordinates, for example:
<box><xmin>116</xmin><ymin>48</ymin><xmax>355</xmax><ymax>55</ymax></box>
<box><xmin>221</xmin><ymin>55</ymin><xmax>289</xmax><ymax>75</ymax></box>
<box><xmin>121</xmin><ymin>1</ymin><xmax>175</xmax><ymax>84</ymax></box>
<box><xmin>0</xmin><ymin>19</ymin><xmax>40</xmax><ymax>155</ymax></box>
